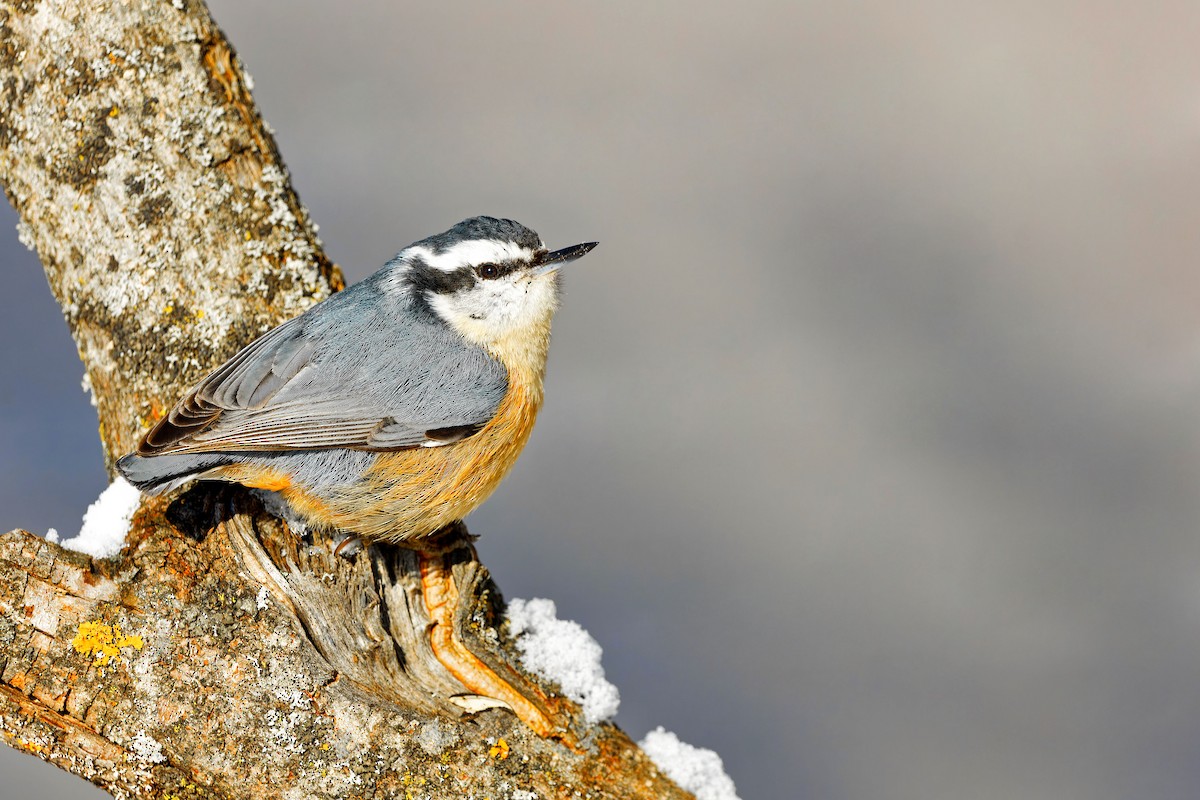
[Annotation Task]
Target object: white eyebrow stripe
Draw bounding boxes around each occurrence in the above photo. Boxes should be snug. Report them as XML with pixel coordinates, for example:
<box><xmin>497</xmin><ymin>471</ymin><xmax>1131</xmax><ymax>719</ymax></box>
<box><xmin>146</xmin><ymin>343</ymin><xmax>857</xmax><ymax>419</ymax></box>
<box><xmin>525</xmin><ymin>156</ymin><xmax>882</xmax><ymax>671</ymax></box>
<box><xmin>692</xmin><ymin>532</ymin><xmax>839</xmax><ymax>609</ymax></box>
<box><xmin>403</xmin><ymin>240</ymin><xmax>540</xmax><ymax>272</ymax></box>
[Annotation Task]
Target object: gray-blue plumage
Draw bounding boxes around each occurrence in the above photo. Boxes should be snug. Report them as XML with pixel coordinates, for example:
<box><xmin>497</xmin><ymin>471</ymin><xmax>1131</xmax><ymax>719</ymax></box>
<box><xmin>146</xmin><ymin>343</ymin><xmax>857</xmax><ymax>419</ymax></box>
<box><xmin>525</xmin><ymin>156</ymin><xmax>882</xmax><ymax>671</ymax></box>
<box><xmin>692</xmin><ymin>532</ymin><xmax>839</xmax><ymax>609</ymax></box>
<box><xmin>115</xmin><ymin>215</ymin><xmax>599</xmax><ymax>530</ymax></box>
<box><xmin>190</xmin><ymin>270</ymin><xmax>507</xmax><ymax>449</ymax></box>
<box><xmin>118</xmin><ymin>251</ymin><xmax>510</xmax><ymax>491</ymax></box>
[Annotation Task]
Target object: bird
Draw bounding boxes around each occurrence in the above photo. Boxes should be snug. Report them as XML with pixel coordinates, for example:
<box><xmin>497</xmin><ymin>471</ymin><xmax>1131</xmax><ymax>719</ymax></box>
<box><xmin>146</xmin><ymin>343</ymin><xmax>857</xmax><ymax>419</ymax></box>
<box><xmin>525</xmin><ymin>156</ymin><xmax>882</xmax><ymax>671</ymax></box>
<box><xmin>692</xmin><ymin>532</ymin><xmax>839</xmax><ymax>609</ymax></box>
<box><xmin>117</xmin><ymin>215</ymin><xmax>596</xmax><ymax>543</ymax></box>
<box><xmin>117</xmin><ymin>216</ymin><xmax>596</xmax><ymax>741</ymax></box>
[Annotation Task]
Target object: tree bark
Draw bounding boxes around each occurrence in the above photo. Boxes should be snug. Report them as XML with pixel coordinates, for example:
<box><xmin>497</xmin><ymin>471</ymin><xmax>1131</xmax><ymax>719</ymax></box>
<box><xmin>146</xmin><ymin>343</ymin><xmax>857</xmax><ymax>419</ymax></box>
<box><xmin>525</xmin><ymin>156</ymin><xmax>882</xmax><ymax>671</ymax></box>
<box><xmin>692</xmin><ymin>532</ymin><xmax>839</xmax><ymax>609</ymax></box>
<box><xmin>0</xmin><ymin>2</ymin><xmax>689</xmax><ymax>798</ymax></box>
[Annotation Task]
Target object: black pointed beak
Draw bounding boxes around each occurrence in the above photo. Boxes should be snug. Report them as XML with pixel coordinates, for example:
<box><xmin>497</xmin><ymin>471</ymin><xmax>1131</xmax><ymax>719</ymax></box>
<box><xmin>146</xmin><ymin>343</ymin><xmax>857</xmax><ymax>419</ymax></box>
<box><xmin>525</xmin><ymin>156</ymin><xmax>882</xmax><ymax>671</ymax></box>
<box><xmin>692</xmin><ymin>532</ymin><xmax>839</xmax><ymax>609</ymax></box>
<box><xmin>535</xmin><ymin>241</ymin><xmax>598</xmax><ymax>274</ymax></box>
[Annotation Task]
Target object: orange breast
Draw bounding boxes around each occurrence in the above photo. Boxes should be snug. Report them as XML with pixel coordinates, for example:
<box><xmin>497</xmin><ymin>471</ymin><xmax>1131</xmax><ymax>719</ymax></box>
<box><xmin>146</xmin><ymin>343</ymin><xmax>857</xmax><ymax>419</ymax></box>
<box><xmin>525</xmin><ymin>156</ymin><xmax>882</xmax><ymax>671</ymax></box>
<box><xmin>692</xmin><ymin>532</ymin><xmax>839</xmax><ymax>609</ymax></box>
<box><xmin>305</xmin><ymin>375</ymin><xmax>543</xmax><ymax>542</ymax></box>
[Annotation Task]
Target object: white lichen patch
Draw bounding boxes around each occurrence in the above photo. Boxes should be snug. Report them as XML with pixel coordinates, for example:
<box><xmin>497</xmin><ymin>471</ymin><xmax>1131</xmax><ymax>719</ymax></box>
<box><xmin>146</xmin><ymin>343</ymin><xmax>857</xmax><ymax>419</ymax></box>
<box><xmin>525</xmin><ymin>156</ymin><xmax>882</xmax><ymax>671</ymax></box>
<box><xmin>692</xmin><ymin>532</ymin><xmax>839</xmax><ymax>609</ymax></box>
<box><xmin>15</xmin><ymin>219</ymin><xmax>35</xmax><ymax>250</ymax></box>
<box><xmin>288</xmin><ymin>762</ymin><xmax>366</xmax><ymax>800</ymax></box>
<box><xmin>263</xmin><ymin>707</ymin><xmax>310</xmax><ymax>755</ymax></box>
<box><xmin>415</xmin><ymin>719</ymin><xmax>458</xmax><ymax>756</ymax></box>
<box><xmin>273</xmin><ymin>685</ymin><xmax>310</xmax><ymax>710</ymax></box>
<box><xmin>128</xmin><ymin>618</ymin><xmax>175</xmax><ymax>714</ymax></box>
<box><xmin>28</xmin><ymin>2</ymin><xmax>80</xmax><ymax>48</ymax></box>
<box><xmin>80</xmin><ymin>371</ymin><xmax>97</xmax><ymax>408</ymax></box>
<box><xmin>129</xmin><ymin>731</ymin><xmax>166</xmax><ymax>764</ymax></box>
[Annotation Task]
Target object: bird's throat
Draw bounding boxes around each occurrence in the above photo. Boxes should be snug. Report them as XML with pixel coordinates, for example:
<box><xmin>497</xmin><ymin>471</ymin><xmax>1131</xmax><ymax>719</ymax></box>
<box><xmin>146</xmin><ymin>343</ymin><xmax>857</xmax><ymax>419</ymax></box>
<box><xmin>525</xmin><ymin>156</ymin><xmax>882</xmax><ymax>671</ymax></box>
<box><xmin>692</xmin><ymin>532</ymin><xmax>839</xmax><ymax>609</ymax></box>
<box><xmin>485</xmin><ymin>319</ymin><xmax>552</xmax><ymax>403</ymax></box>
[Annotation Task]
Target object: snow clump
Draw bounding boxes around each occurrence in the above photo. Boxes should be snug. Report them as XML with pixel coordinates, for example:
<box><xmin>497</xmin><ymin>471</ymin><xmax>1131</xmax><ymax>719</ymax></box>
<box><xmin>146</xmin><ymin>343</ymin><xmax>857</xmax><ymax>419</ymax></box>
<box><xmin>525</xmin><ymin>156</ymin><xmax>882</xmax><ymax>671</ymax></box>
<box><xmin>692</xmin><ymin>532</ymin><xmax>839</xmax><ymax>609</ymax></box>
<box><xmin>640</xmin><ymin>726</ymin><xmax>741</xmax><ymax>800</ymax></box>
<box><xmin>55</xmin><ymin>477</ymin><xmax>142</xmax><ymax>558</ymax></box>
<box><xmin>505</xmin><ymin>597</ymin><xmax>620</xmax><ymax>724</ymax></box>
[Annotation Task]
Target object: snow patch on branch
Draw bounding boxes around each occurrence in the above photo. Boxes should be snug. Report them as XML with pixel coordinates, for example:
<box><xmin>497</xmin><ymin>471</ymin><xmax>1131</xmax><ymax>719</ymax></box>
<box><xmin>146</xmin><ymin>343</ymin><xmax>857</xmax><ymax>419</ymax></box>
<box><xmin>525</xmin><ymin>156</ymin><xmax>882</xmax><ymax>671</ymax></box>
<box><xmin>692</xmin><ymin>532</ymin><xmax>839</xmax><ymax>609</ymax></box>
<box><xmin>55</xmin><ymin>477</ymin><xmax>142</xmax><ymax>558</ymax></box>
<box><xmin>505</xmin><ymin>597</ymin><xmax>620</xmax><ymax>724</ymax></box>
<box><xmin>639</xmin><ymin>727</ymin><xmax>741</xmax><ymax>800</ymax></box>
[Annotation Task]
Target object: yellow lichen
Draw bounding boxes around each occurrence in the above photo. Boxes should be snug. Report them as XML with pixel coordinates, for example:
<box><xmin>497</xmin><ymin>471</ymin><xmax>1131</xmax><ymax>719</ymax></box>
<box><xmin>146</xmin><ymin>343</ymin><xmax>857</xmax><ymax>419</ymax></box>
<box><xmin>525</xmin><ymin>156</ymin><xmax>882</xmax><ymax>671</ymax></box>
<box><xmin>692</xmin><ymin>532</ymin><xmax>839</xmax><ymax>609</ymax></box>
<box><xmin>71</xmin><ymin>620</ymin><xmax>144</xmax><ymax>667</ymax></box>
<box><xmin>488</xmin><ymin>737</ymin><xmax>510</xmax><ymax>760</ymax></box>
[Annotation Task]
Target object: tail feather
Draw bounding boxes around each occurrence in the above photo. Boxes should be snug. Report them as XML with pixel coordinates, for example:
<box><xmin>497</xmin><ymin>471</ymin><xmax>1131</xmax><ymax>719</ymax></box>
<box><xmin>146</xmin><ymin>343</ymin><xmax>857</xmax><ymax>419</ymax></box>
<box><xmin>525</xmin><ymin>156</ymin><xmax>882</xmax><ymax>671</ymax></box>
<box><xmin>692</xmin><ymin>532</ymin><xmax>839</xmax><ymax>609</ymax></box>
<box><xmin>117</xmin><ymin>452</ymin><xmax>231</xmax><ymax>494</ymax></box>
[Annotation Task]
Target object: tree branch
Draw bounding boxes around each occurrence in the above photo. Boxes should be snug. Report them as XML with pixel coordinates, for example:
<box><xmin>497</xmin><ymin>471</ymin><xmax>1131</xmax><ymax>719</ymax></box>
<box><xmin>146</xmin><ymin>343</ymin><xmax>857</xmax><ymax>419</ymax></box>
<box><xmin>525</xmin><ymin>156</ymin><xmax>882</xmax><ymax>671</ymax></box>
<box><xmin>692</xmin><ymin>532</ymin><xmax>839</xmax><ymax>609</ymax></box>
<box><xmin>1</xmin><ymin>0</ymin><xmax>341</xmax><ymax>468</ymax></box>
<box><xmin>0</xmin><ymin>1</ymin><xmax>688</xmax><ymax>797</ymax></box>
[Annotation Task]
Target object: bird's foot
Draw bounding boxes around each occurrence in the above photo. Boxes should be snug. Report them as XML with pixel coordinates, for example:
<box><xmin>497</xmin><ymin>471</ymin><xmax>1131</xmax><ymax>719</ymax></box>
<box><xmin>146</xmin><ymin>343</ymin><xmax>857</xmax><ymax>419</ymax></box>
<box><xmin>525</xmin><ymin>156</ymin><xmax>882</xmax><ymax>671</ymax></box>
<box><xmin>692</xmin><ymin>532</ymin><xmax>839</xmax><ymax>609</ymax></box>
<box><xmin>418</xmin><ymin>547</ymin><xmax>574</xmax><ymax>746</ymax></box>
<box><xmin>332</xmin><ymin>534</ymin><xmax>363</xmax><ymax>558</ymax></box>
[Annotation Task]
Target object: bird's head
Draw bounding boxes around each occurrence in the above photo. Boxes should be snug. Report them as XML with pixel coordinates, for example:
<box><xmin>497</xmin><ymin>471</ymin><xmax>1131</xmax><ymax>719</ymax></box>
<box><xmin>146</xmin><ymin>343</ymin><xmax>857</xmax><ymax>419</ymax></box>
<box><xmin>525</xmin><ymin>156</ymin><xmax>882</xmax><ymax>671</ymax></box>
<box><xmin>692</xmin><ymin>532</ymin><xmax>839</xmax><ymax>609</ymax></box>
<box><xmin>394</xmin><ymin>216</ymin><xmax>597</xmax><ymax>358</ymax></box>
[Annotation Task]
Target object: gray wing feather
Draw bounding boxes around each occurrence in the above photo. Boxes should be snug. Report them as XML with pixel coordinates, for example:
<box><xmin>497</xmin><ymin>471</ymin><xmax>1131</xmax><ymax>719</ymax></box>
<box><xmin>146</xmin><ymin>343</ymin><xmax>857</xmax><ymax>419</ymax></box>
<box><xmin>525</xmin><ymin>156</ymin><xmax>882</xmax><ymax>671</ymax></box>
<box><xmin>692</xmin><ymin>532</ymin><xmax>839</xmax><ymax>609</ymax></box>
<box><xmin>367</xmin><ymin>419</ymin><xmax>444</xmax><ymax>449</ymax></box>
<box><xmin>140</xmin><ymin>283</ymin><xmax>507</xmax><ymax>456</ymax></box>
<box><xmin>201</xmin><ymin>317</ymin><xmax>314</xmax><ymax>409</ymax></box>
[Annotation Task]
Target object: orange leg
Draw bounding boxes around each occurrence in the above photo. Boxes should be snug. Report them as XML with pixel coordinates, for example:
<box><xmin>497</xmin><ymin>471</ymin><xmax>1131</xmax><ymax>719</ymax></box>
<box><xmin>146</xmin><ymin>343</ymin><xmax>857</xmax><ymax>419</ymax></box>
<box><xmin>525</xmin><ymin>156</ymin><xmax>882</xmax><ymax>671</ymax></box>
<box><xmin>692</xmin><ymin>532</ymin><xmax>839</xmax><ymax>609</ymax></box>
<box><xmin>419</xmin><ymin>552</ymin><xmax>561</xmax><ymax>739</ymax></box>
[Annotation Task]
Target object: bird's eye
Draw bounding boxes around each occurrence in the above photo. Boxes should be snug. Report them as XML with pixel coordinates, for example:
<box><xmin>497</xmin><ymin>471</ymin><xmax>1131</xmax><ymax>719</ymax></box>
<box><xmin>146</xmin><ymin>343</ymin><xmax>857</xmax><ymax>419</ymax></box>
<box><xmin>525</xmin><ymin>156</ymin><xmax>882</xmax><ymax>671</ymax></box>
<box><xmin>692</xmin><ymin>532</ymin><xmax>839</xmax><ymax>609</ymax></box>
<box><xmin>476</xmin><ymin>263</ymin><xmax>500</xmax><ymax>280</ymax></box>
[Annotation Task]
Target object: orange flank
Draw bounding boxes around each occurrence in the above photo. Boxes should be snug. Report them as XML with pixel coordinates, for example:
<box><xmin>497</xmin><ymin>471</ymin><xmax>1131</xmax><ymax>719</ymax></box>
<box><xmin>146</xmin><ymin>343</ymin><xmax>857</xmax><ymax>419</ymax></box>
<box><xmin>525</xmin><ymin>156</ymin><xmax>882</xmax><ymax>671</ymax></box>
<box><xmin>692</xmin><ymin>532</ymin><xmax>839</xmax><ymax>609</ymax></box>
<box><xmin>335</xmin><ymin>370</ymin><xmax>542</xmax><ymax>542</ymax></box>
<box><xmin>213</xmin><ymin>465</ymin><xmax>335</xmax><ymax>524</ymax></box>
<box><xmin>238</xmin><ymin>469</ymin><xmax>292</xmax><ymax>492</ymax></box>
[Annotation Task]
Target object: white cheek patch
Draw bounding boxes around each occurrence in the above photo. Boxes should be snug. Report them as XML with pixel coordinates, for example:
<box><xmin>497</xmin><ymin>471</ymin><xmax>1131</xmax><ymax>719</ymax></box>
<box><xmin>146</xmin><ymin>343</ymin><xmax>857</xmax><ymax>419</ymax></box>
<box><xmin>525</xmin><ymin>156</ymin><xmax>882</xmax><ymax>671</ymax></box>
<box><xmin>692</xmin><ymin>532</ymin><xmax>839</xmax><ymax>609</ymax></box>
<box><xmin>430</xmin><ymin>281</ymin><xmax>510</xmax><ymax>323</ymax></box>
<box><xmin>428</xmin><ymin>274</ymin><xmax>559</xmax><ymax>347</ymax></box>
<box><xmin>403</xmin><ymin>240</ymin><xmax>540</xmax><ymax>273</ymax></box>
<box><xmin>427</xmin><ymin>291</ymin><xmax>501</xmax><ymax>344</ymax></box>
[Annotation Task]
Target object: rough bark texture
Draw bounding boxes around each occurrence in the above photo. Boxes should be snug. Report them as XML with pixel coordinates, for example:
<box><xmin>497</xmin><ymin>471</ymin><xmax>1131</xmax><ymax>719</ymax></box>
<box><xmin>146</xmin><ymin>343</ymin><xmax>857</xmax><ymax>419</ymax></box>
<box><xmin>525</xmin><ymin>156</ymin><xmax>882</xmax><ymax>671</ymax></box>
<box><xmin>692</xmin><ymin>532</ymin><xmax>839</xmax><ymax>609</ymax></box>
<box><xmin>0</xmin><ymin>499</ymin><xmax>684</xmax><ymax>799</ymax></box>
<box><xmin>0</xmin><ymin>0</ymin><xmax>343</xmax><ymax>471</ymax></box>
<box><xmin>0</xmin><ymin>1</ymin><xmax>690</xmax><ymax>798</ymax></box>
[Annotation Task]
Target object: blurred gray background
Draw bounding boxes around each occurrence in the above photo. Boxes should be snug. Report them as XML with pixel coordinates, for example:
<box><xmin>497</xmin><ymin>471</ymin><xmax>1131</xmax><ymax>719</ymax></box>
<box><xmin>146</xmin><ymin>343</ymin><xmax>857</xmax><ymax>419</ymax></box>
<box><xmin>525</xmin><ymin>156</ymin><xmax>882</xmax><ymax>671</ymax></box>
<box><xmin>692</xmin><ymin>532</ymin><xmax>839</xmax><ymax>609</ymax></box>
<box><xmin>4</xmin><ymin>1</ymin><xmax>1200</xmax><ymax>798</ymax></box>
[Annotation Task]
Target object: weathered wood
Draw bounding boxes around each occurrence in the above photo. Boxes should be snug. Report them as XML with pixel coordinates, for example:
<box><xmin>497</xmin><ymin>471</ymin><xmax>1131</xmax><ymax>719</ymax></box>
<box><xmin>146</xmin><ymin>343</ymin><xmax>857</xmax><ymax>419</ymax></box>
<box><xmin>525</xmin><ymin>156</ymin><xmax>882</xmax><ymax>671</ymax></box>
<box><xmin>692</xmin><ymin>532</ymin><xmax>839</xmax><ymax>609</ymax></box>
<box><xmin>0</xmin><ymin>1</ymin><xmax>690</xmax><ymax>797</ymax></box>
<box><xmin>0</xmin><ymin>494</ymin><xmax>685</xmax><ymax>799</ymax></box>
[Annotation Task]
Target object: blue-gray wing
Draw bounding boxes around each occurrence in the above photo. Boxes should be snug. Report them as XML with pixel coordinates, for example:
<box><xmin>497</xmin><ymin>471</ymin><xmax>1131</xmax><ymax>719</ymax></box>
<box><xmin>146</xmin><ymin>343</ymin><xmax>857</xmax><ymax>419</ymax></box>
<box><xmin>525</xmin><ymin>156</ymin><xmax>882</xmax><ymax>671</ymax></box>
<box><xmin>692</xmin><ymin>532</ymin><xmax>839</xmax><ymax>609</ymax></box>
<box><xmin>136</xmin><ymin>288</ymin><xmax>507</xmax><ymax>456</ymax></box>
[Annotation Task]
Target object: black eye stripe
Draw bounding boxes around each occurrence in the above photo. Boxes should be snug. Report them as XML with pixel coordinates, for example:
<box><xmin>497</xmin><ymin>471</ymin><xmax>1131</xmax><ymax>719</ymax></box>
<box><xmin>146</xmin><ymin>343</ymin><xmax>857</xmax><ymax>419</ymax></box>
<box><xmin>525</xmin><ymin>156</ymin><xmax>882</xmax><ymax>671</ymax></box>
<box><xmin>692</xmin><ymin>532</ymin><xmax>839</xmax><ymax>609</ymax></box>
<box><xmin>475</xmin><ymin>262</ymin><xmax>519</xmax><ymax>280</ymax></box>
<box><xmin>405</xmin><ymin>262</ymin><xmax>475</xmax><ymax>295</ymax></box>
<box><xmin>404</xmin><ymin>257</ymin><xmax>524</xmax><ymax>303</ymax></box>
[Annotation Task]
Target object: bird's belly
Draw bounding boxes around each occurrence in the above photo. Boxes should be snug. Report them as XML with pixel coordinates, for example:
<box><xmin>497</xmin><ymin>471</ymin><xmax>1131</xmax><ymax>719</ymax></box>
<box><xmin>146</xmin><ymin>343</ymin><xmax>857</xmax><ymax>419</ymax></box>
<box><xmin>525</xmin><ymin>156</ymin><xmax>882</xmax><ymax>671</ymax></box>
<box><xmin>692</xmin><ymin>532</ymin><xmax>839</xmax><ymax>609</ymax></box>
<box><xmin>287</xmin><ymin>384</ymin><xmax>541</xmax><ymax>542</ymax></box>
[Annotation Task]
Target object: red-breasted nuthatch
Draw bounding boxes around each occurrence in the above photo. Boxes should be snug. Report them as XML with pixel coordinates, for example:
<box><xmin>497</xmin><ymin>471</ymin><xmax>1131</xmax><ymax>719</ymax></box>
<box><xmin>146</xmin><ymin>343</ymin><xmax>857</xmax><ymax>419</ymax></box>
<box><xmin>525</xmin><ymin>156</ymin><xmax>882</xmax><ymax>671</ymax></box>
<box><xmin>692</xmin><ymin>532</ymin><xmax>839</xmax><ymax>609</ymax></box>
<box><xmin>118</xmin><ymin>216</ymin><xmax>597</xmax><ymax>544</ymax></box>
